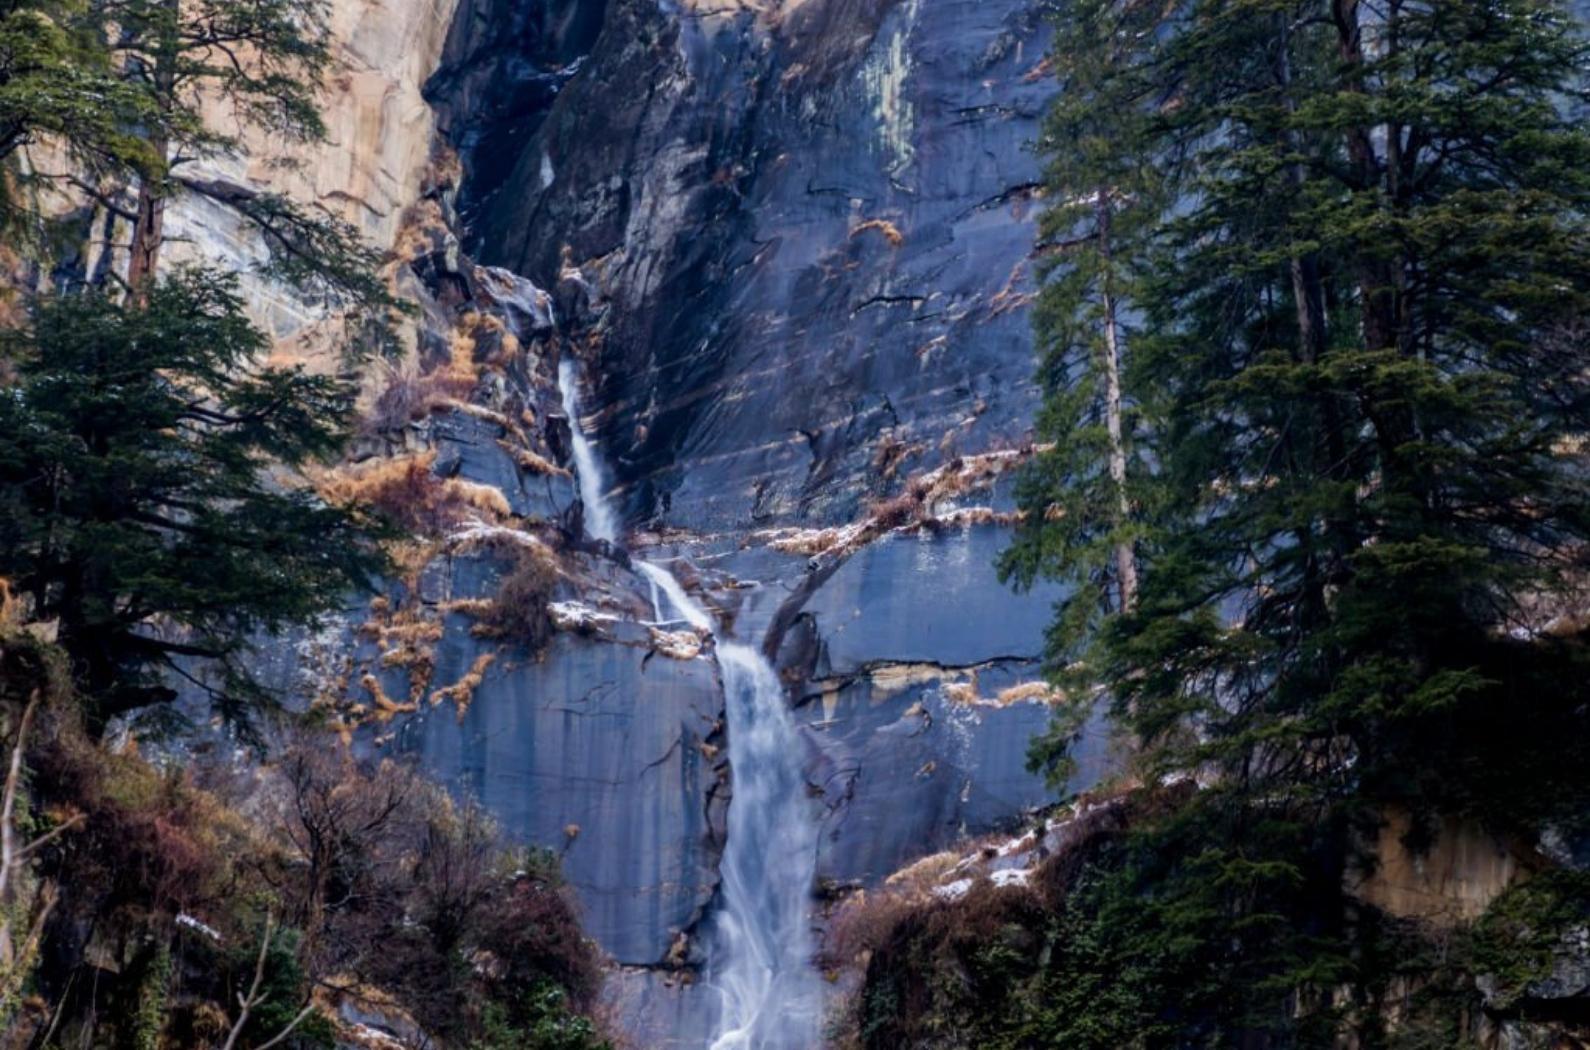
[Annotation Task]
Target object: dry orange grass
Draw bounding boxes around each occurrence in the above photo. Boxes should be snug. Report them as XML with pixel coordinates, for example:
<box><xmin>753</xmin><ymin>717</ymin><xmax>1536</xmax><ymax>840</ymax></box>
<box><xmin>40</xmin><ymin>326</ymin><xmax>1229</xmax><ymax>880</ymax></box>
<box><xmin>851</xmin><ymin>218</ymin><xmax>905</xmax><ymax>248</ymax></box>
<box><xmin>430</xmin><ymin>652</ymin><xmax>497</xmax><ymax>718</ymax></box>
<box><xmin>316</xmin><ymin>452</ymin><xmax>511</xmax><ymax>534</ymax></box>
<box><xmin>995</xmin><ymin>681</ymin><xmax>1062</xmax><ymax>706</ymax></box>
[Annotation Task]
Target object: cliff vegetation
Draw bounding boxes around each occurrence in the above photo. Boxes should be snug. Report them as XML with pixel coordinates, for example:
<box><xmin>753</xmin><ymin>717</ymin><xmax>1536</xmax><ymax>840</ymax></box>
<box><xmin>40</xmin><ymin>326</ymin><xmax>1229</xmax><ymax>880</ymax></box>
<box><xmin>0</xmin><ymin>0</ymin><xmax>613</xmax><ymax>1042</ymax></box>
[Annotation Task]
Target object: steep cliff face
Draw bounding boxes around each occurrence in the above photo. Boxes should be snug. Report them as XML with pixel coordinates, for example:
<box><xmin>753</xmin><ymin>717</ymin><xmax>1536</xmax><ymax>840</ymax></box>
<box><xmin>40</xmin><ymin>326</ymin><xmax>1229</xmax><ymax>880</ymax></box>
<box><xmin>90</xmin><ymin>0</ymin><xmax>1093</xmax><ymax>1041</ymax></box>
<box><xmin>32</xmin><ymin>0</ymin><xmax>460</xmax><ymax>359</ymax></box>
<box><xmin>466</xmin><ymin>0</ymin><xmax>1056</xmax><ymax>531</ymax></box>
<box><xmin>396</xmin><ymin>0</ymin><xmax>1094</xmax><ymax>1043</ymax></box>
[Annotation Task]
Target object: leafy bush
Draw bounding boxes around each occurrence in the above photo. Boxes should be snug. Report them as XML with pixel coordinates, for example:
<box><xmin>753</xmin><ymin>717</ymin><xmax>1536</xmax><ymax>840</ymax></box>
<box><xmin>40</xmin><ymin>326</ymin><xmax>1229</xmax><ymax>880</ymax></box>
<box><xmin>471</xmin><ymin>984</ymin><xmax>611</xmax><ymax>1050</ymax></box>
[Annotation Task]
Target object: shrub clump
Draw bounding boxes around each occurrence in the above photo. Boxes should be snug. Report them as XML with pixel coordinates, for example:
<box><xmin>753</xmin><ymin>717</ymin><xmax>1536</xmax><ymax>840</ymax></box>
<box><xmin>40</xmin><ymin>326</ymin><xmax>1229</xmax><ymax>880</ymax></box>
<box><xmin>472</xmin><ymin>552</ymin><xmax>559</xmax><ymax>656</ymax></box>
<box><xmin>317</xmin><ymin>451</ymin><xmax>512</xmax><ymax>535</ymax></box>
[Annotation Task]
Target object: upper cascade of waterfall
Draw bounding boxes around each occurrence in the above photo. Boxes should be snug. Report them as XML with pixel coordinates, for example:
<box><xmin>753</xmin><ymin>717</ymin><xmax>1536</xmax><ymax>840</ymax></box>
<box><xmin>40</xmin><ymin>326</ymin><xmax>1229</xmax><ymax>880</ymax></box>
<box><xmin>557</xmin><ymin>359</ymin><xmax>620</xmax><ymax>544</ymax></box>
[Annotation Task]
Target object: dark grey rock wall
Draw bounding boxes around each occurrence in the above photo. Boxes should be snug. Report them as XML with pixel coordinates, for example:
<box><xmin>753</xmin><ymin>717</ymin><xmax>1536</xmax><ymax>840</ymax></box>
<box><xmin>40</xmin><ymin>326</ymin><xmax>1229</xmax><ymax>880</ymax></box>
<box><xmin>398</xmin><ymin>628</ymin><xmax>725</xmax><ymax>964</ymax></box>
<box><xmin>425</xmin><ymin>0</ymin><xmax>611</xmax><ymax>232</ymax></box>
<box><xmin>408</xmin><ymin>0</ymin><xmax>1085</xmax><ymax>1042</ymax></box>
<box><xmin>464</xmin><ymin>0</ymin><xmax>1058</xmax><ymax>532</ymax></box>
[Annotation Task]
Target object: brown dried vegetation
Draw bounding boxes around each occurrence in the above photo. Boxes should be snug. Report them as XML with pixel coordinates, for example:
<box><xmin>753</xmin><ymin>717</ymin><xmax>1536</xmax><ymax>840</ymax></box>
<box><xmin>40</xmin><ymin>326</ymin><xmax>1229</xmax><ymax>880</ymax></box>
<box><xmin>316</xmin><ymin>451</ymin><xmax>511</xmax><ymax>535</ymax></box>
<box><xmin>469</xmin><ymin>550</ymin><xmax>559</xmax><ymax>656</ymax></box>
<box><xmin>0</xmin><ymin>638</ymin><xmax>612</xmax><ymax>1049</ymax></box>
<box><xmin>851</xmin><ymin>218</ymin><xmax>905</xmax><ymax>248</ymax></box>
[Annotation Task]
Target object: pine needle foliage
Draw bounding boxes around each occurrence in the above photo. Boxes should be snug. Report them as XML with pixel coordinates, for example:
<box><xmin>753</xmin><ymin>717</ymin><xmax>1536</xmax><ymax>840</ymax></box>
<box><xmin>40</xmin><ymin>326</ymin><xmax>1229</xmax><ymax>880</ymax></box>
<box><xmin>996</xmin><ymin>0</ymin><xmax>1590</xmax><ymax>1042</ymax></box>
<box><xmin>0</xmin><ymin>269</ymin><xmax>389</xmax><ymax>734</ymax></box>
<box><xmin>0</xmin><ymin>0</ymin><xmax>156</xmax><ymax>225</ymax></box>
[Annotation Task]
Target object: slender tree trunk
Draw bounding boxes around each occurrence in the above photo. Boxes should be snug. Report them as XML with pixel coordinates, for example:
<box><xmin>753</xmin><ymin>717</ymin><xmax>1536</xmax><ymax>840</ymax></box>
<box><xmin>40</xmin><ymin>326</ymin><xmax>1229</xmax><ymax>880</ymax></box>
<box><xmin>0</xmin><ymin>692</ymin><xmax>39</xmax><ymax>912</ymax></box>
<box><xmin>125</xmin><ymin>143</ymin><xmax>167</xmax><ymax>299</ymax></box>
<box><xmin>1332</xmin><ymin>0</ymin><xmax>1426</xmax><ymax>521</ymax></box>
<box><xmin>1095</xmin><ymin>191</ymin><xmax>1138</xmax><ymax>612</ymax></box>
<box><xmin>1277</xmin><ymin>18</ymin><xmax>1331</xmax><ymax>368</ymax></box>
<box><xmin>126</xmin><ymin>1</ymin><xmax>178</xmax><ymax>299</ymax></box>
<box><xmin>1332</xmin><ymin>0</ymin><xmax>1397</xmax><ymax>354</ymax></box>
<box><xmin>1276</xmin><ymin>10</ymin><xmax>1358</xmax><ymax>625</ymax></box>
<box><xmin>0</xmin><ymin>692</ymin><xmax>79</xmax><ymax>980</ymax></box>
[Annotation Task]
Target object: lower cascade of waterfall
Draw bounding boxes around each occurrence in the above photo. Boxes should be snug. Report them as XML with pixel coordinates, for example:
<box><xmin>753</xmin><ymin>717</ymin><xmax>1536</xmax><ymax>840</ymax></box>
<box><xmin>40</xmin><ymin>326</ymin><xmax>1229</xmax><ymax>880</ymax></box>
<box><xmin>559</xmin><ymin>364</ymin><xmax>821</xmax><ymax>1049</ymax></box>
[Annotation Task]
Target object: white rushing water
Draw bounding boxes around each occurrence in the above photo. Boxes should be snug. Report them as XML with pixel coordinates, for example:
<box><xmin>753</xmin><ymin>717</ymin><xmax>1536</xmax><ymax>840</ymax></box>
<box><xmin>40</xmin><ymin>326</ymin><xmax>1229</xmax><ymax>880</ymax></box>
<box><xmin>638</xmin><ymin>563</ymin><xmax>821</xmax><ymax>1050</ymax></box>
<box><xmin>560</xmin><ymin>360</ymin><xmax>819</xmax><ymax>1049</ymax></box>
<box><xmin>556</xmin><ymin>359</ymin><xmax>619</xmax><ymax>544</ymax></box>
<box><xmin>699</xmin><ymin>642</ymin><xmax>822</xmax><ymax>1050</ymax></box>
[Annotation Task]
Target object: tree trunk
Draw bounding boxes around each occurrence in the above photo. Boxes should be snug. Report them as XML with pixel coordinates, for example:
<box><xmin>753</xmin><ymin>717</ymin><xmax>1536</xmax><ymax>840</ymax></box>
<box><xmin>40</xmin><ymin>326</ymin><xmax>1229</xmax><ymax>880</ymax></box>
<box><xmin>1096</xmin><ymin>191</ymin><xmax>1138</xmax><ymax>612</ymax></box>
<box><xmin>1332</xmin><ymin>0</ymin><xmax>1425</xmax><ymax>516</ymax></box>
<box><xmin>125</xmin><ymin>147</ymin><xmax>167</xmax><ymax>300</ymax></box>
<box><xmin>1277</xmin><ymin>10</ymin><xmax>1357</xmax><ymax>619</ymax></box>
<box><xmin>1332</xmin><ymin>0</ymin><xmax>1398</xmax><ymax>355</ymax></box>
<box><xmin>125</xmin><ymin>0</ymin><xmax>178</xmax><ymax>300</ymax></box>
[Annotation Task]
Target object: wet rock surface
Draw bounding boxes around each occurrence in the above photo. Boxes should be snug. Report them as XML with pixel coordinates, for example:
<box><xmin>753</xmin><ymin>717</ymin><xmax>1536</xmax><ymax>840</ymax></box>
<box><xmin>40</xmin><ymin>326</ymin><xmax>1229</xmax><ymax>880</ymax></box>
<box><xmin>397</xmin><ymin>627</ymin><xmax>726</xmax><ymax>964</ymax></box>
<box><xmin>425</xmin><ymin>0</ymin><xmax>610</xmax><ymax>234</ymax></box>
<box><xmin>799</xmin><ymin>658</ymin><xmax>1109</xmax><ymax>888</ymax></box>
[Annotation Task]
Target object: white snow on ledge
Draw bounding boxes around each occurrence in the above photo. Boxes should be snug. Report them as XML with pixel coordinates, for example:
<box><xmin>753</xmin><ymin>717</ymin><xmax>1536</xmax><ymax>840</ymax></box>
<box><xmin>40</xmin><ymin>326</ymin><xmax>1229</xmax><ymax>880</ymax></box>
<box><xmin>549</xmin><ymin>601</ymin><xmax>618</xmax><ymax>631</ymax></box>
<box><xmin>176</xmin><ymin>913</ymin><xmax>222</xmax><ymax>941</ymax></box>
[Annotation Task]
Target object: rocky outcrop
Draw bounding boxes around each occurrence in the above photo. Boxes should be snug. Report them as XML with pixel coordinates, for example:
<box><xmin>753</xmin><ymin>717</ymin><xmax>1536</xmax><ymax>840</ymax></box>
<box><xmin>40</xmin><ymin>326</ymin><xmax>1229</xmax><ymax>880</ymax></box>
<box><xmin>425</xmin><ymin>0</ymin><xmax>608</xmax><ymax>233</ymax></box>
<box><xmin>398</xmin><ymin>619</ymin><xmax>726</xmax><ymax>963</ymax></box>
<box><xmin>23</xmin><ymin>0</ymin><xmax>464</xmax><ymax>360</ymax></box>
<box><xmin>1346</xmin><ymin>808</ymin><xmax>1523</xmax><ymax>926</ymax></box>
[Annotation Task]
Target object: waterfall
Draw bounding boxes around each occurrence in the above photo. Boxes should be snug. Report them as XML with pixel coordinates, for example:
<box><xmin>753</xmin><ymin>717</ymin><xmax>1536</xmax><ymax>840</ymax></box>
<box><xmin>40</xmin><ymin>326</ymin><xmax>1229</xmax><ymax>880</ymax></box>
<box><xmin>636</xmin><ymin>562</ymin><xmax>716</xmax><ymax>634</ymax></box>
<box><xmin>556</xmin><ymin>359</ymin><xmax>619</xmax><ymax>543</ymax></box>
<box><xmin>701</xmin><ymin>644</ymin><xmax>821</xmax><ymax>1050</ymax></box>
<box><xmin>639</xmin><ymin>565</ymin><xmax>821</xmax><ymax>1050</ymax></box>
<box><xmin>560</xmin><ymin>360</ymin><xmax>820</xmax><ymax>1049</ymax></box>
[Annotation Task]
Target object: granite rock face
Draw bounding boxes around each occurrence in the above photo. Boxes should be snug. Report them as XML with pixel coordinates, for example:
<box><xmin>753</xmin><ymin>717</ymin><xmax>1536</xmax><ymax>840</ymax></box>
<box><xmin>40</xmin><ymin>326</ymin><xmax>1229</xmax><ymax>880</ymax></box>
<box><xmin>425</xmin><ymin>0</ymin><xmax>609</xmax><ymax>232</ymax></box>
<box><xmin>113</xmin><ymin>0</ymin><xmax>461</xmax><ymax>355</ymax></box>
<box><xmin>398</xmin><ymin>626</ymin><xmax>726</xmax><ymax>964</ymax></box>
<box><xmin>465</xmin><ymin>0</ymin><xmax>1058</xmax><ymax>533</ymax></box>
<box><xmin>17</xmin><ymin>0</ymin><xmax>1081</xmax><ymax>1041</ymax></box>
<box><xmin>405</xmin><ymin>0</ymin><xmax>1087</xmax><ymax>1040</ymax></box>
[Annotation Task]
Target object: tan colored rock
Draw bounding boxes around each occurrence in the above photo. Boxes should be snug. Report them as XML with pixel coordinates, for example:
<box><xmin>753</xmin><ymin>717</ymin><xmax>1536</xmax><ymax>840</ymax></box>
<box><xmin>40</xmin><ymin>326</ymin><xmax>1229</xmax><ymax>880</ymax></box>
<box><xmin>649</xmin><ymin>627</ymin><xmax>705</xmax><ymax>661</ymax></box>
<box><xmin>1347</xmin><ymin>808</ymin><xmax>1521</xmax><ymax>925</ymax></box>
<box><xmin>148</xmin><ymin>0</ymin><xmax>461</xmax><ymax>358</ymax></box>
<box><xmin>189</xmin><ymin>0</ymin><xmax>457</xmax><ymax>245</ymax></box>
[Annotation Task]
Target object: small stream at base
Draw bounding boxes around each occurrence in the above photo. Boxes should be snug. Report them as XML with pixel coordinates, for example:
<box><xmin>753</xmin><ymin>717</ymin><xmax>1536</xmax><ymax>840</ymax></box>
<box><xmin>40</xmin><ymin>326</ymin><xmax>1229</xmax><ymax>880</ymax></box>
<box><xmin>559</xmin><ymin>364</ymin><xmax>821</xmax><ymax>1050</ymax></box>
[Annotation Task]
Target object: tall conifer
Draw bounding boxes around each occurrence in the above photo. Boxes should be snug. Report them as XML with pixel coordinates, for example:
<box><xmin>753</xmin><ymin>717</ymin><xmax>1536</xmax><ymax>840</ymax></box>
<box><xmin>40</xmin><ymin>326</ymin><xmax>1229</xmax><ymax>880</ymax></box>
<box><xmin>1004</xmin><ymin>0</ymin><xmax>1590</xmax><ymax>1037</ymax></box>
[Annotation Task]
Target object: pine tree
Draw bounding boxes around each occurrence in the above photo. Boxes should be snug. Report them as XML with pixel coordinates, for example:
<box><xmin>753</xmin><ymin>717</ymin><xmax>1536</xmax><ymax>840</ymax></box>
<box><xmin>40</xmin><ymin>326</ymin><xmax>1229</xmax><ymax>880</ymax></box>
<box><xmin>0</xmin><ymin>269</ymin><xmax>388</xmax><ymax>732</ymax></box>
<box><xmin>95</xmin><ymin>0</ymin><xmax>402</xmax><ymax>345</ymax></box>
<box><xmin>999</xmin><ymin>0</ymin><xmax>1170</xmax><ymax>773</ymax></box>
<box><xmin>0</xmin><ymin>0</ymin><xmax>154</xmax><ymax>219</ymax></box>
<box><xmin>1005</xmin><ymin>0</ymin><xmax>1590</xmax><ymax>1039</ymax></box>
